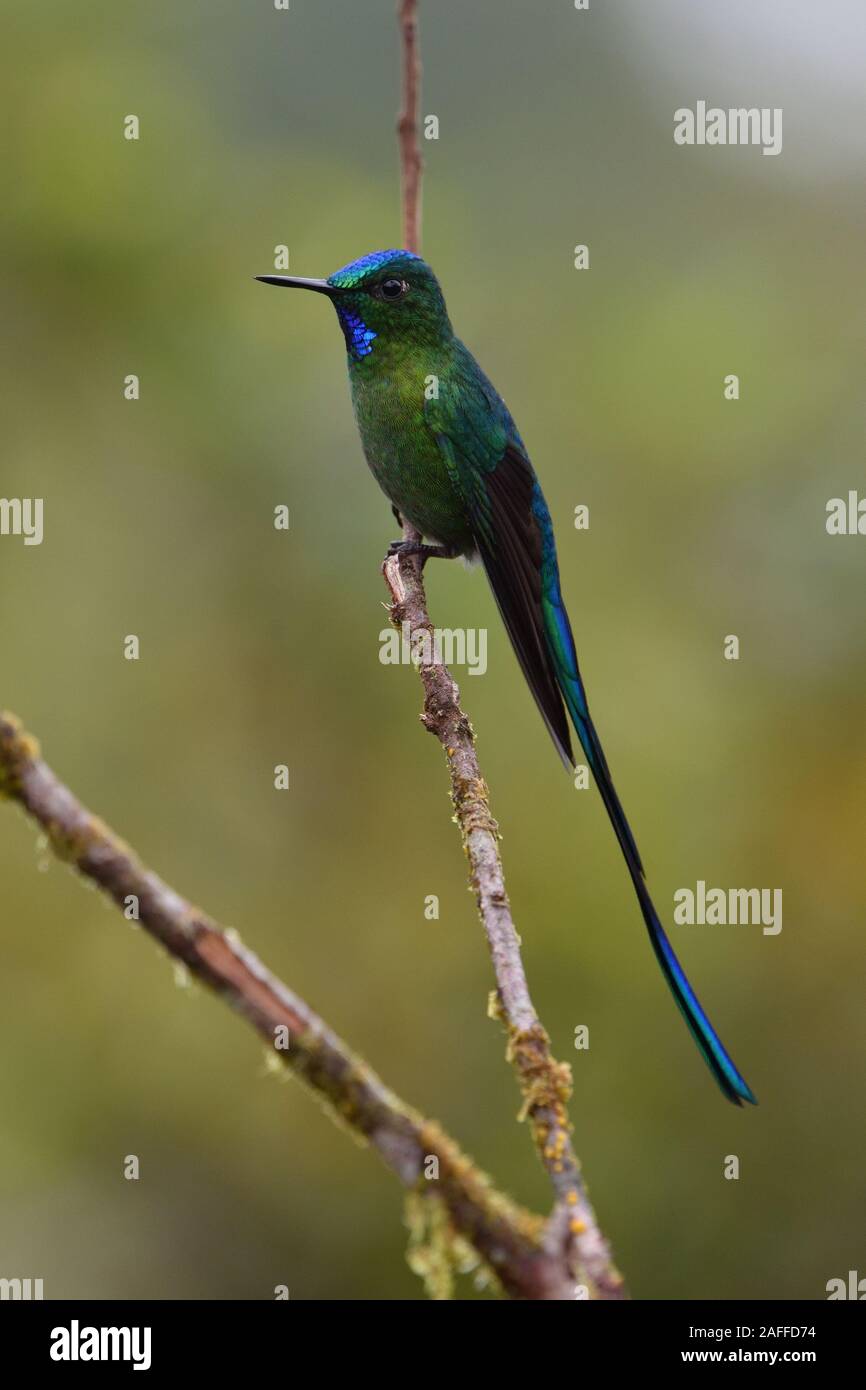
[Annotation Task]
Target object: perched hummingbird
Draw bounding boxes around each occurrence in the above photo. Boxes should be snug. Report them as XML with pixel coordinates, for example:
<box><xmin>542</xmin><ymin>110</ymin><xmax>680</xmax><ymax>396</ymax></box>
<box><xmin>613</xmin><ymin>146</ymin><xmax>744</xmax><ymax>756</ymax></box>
<box><xmin>257</xmin><ymin>249</ymin><xmax>756</xmax><ymax>1106</ymax></box>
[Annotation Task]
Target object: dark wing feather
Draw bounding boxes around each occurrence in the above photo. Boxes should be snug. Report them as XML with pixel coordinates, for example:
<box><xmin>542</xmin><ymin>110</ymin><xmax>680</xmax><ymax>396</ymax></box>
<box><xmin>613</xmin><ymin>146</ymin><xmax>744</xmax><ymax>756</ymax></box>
<box><xmin>474</xmin><ymin>445</ymin><xmax>574</xmax><ymax>767</ymax></box>
<box><xmin>426</xmin><ymin>349</ymin><xmax>574</xmax><ymax>766</ymax></box>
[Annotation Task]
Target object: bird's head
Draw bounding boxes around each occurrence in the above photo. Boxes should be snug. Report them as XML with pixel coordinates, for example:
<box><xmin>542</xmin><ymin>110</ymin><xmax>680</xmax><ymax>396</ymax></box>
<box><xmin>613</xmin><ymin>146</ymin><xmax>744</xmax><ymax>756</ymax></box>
<box><xmin>256</xmin><ymin>249</ymin><xmax>452</xmax><ymax>361</ymax></box>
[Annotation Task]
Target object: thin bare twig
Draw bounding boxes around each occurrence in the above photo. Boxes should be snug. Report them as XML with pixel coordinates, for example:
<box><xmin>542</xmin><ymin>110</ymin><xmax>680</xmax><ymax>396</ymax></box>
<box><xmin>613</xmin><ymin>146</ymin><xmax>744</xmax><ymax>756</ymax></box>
<box><xmin>389</xmin><ymin>1</ymin><xmax>625</xmax><ymax>1300</ymax></box>
<box><xmin>398</xmin><ymin>0</ymin><xmax>423</xmax><ymax>253</ymax></box>
<box><xmin>0</xmin><ymin>710</ymin><xmax>576</xmax><ymax>1301</ymax></box>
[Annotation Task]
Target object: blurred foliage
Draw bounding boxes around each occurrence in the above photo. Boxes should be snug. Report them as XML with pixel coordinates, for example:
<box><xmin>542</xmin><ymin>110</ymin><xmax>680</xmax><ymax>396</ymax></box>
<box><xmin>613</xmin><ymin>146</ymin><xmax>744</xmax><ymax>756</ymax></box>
<box><xmin>1</xmin><ymin>0</ymin><xmax>864</xmax><ymax>1299</ymax></box>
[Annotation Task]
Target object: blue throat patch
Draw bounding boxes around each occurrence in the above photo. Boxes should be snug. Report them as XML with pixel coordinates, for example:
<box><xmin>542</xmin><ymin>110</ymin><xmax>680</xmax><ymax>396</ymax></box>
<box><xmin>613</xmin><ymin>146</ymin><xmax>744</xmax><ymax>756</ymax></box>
<box><xmin>335</xmin><ymin>304</ymin><xmax>377</xmax><ymax>359</ymax></box>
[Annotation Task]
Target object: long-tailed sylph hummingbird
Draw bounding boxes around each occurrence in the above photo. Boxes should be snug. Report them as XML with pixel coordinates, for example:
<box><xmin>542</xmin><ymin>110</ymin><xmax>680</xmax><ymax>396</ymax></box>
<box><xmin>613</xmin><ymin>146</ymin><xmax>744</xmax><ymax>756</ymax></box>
<box><xmin>257</xmin><ymin>248</ymin><xmax>756</xmax><ymax>1106</ymax></box>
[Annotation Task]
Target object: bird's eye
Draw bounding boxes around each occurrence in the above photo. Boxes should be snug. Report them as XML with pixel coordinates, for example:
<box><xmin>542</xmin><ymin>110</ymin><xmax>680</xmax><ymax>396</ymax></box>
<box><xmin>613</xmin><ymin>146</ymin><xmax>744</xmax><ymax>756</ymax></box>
<box><xmin>378</xmin><ymin>276</ymin><xmax>409</xmax><ymax>301</ymax></box>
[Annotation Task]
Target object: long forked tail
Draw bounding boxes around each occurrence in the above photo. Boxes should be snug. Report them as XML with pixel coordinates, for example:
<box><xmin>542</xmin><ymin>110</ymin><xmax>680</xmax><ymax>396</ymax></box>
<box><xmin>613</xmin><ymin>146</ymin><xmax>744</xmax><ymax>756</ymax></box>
<box><xmin>546</xmin><ymin>598</ymin><xmax>757</xmax><ymax>1106</ymax></box>
<box><xmin>468</xmin><ymin>451</ymin><xmax>755</xmax><ymax>1103</ymax></box>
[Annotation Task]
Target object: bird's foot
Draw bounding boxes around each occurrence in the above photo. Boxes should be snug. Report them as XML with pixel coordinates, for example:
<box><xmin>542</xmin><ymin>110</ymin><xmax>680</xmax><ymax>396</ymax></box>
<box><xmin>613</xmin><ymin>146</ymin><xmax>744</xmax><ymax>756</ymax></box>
<box><xmin>386</xmin><ymin>539</ymin><xmax>456</xmax><ymax>563</ymax></box>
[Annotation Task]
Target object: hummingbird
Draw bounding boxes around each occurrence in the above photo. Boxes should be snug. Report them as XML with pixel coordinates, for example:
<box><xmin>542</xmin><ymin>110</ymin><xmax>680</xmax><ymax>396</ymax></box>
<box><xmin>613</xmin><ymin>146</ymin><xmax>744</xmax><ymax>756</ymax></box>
<box><xmin>257</xmin><ymin>249</ymin><xmax>756</xmax><ymax>1106</ymax></box>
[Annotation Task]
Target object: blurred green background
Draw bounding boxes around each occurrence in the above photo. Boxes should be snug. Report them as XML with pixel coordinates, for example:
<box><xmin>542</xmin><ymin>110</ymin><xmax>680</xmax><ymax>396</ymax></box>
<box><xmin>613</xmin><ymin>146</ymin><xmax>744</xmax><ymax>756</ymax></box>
<box><xmin>2</xmin><ymin>0</ymin><xmax>864</xmax><ymax>1300</ymax></box>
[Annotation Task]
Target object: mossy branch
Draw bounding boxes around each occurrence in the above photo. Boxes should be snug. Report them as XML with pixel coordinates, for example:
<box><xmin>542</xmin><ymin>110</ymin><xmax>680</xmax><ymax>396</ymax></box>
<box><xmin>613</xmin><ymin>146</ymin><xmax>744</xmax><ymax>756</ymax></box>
<box><xmin>381</xmin><ymin>552</ymin><xmax>626</xmax><ymax>1300</ymax></box>
<box><xmin>0</xmin><ymin>708</ymin><xmax>583</xmax><ymax>1300</ymax></box>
